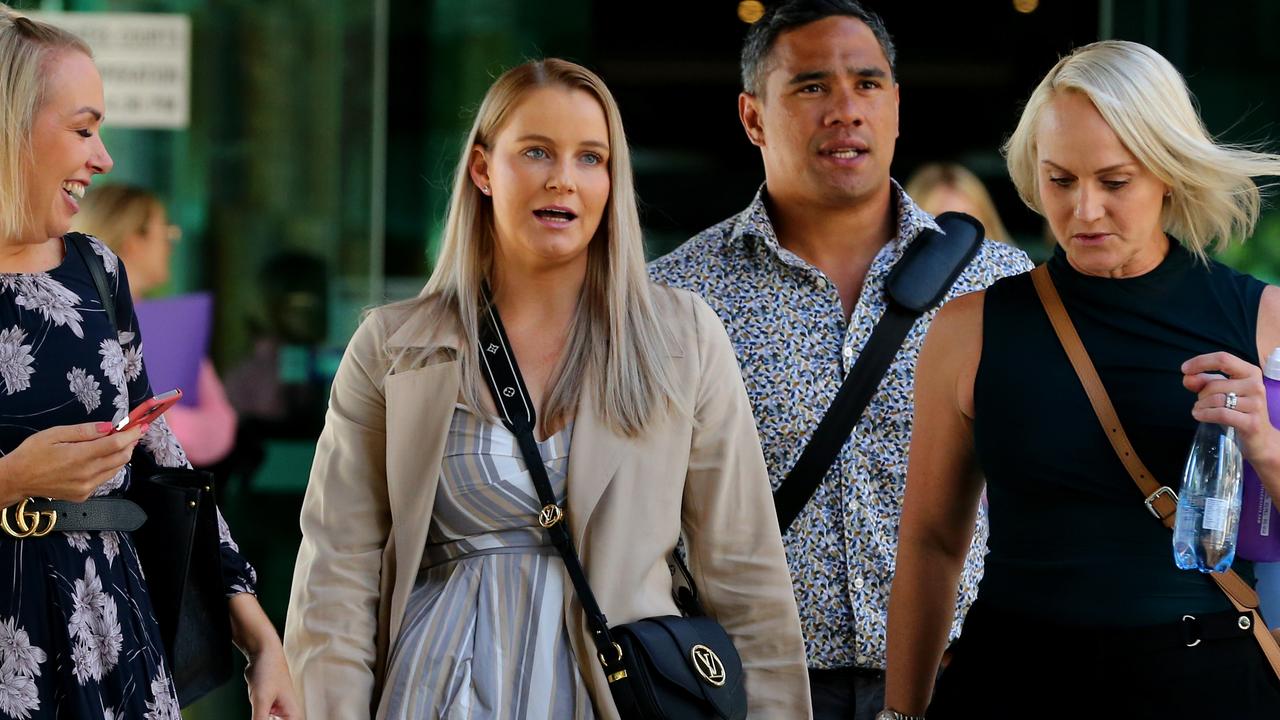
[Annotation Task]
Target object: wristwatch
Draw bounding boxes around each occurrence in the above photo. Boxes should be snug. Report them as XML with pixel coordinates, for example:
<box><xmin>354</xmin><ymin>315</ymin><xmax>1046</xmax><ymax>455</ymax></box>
<box><xmin>875</xmin><ymin>710</ymin><xmax>927</xmax><ymax>720</ymax></box>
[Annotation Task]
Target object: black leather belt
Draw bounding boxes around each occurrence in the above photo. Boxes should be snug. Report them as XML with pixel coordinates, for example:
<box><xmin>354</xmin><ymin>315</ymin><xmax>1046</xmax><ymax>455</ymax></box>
<box><xmin>1</xmin><ymin>497</ymin><xmax>147</xmax><ymax>538</ymax></box>
<box><xmin>1126</xmin><ymin>609</ymin><xmax>1256</xmax><ymax>649</ymax></box>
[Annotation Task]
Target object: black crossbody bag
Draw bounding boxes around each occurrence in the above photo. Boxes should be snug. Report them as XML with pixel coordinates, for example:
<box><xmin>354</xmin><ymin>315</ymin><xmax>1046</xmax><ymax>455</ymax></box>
<box><xmin>71</xmin><ymin>233</ymin><xmax>233</xmax><ymax>707</ymax></box>
<box><xmin>772</xmin><ymin>212</ymin><xmax>985</xmax><ymax>533</ymax></box>
<box><xmin>477</xmin><ymin>290</ymin><xmax>747</xmax><ymax>720</ymax></box>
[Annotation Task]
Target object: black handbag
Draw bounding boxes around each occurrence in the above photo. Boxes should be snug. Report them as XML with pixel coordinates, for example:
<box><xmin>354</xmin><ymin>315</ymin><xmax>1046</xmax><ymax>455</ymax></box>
<box><xmin>478</xmin><ymin>290</ymin><xmax>748</xmax><ymax>720</ymax></box>
<box><xmin>605</xmin><ymin>615</ymin><xmax>746</xmax><ymax>718</ymax></box>
<box><xmin>71</xmin><ymin>233</ymin><xmax>233</xmax><ymax>707</ymax></box>
<box><xmin>127</xmin><ymin>465</ymin><xmax>233</xmax><ymax>707</ymax></box>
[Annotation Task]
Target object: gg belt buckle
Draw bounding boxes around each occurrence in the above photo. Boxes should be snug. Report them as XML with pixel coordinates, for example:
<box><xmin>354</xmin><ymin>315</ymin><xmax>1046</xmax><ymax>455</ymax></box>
<box><xmin>1</xmin><ymin>498</ymin><xmax>57</xmax><ymax>538</ymax></box>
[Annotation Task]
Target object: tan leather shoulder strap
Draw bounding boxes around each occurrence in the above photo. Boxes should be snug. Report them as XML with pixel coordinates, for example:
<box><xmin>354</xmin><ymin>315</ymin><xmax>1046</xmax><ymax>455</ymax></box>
<box><xmin>1028</xmin><ymin>266</ymin><xmax>1174</xmax><ymax>525</ymax></box>
<box><xmin>1028</xmin><ymin>264</ymin><xmax>1280</xmax><ymax>674</ymax></box>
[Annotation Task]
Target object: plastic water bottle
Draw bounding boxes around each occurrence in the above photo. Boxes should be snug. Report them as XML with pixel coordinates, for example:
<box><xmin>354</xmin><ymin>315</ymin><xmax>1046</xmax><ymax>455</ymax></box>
<box><xmin>1238</xmin><ymin>348</ymin><xmax>1280</xmax><ymax>561</ymax></box>
<box><xmin>1173</xmin><ymin>422</ymin><xmax>1244</xmax><ymax>573</ymax></box>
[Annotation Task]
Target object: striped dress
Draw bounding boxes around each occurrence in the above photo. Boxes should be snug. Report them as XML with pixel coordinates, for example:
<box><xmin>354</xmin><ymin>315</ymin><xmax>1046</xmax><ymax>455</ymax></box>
<box><xmin>380</xmin><ymin>406</ymin><xmax>595</xmax><ymax>719</ymax></box>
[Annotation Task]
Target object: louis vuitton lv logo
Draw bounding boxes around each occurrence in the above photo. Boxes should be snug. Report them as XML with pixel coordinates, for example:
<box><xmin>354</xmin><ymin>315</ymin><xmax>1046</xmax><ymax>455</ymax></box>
<box><xmin>690</xmin><ymin>644</ymin><xmax>726</xmax><ymax>687</ymax></box>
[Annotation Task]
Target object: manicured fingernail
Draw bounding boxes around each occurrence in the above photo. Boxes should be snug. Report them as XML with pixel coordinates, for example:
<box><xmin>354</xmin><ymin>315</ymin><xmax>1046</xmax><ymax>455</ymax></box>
<box><xmin>95</xmin><ymin>422</ymin><xmax>114</xmax><ymax>433</ymax></box>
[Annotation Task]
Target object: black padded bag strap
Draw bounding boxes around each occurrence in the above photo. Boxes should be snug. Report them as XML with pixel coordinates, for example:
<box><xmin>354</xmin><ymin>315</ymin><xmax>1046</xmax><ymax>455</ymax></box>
<box><xmin>773</xmin><ymin>212</ymin><xmax>984</xmax><ymax>533</ymax></box>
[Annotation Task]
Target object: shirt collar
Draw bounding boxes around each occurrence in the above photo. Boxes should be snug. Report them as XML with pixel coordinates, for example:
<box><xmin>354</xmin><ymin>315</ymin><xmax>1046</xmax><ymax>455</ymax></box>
<box><xmin>728</xmin><ymin>180</ymin><xmax>940</xmax><ymax>261</ymax></box>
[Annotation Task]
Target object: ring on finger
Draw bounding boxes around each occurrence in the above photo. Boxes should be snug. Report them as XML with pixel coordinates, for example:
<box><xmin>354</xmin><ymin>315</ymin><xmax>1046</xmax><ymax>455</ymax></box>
<box><xmin>1225</xmin><ymin>391</ymin><xmax>1240</xmax><ymax>411</ymax></box>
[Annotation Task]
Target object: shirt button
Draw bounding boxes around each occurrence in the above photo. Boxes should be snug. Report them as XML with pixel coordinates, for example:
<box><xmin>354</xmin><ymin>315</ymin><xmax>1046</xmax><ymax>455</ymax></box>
<box><xmin>853</xmin><ymin>576</ymin><xmax>865</xmax><ymax>590</ymax></box>
<box><xmin>842</xmin><ymin>346</ymin><xmax>853</xmax><ymax>359</ymax></box>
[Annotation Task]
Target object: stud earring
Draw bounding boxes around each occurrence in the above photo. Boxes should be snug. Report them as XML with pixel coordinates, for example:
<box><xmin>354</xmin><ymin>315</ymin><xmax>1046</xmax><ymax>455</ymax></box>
<box><xmin>481</xmin><ymin>185</ymin><xmax>491</xmax><ymax>195</ymax></box>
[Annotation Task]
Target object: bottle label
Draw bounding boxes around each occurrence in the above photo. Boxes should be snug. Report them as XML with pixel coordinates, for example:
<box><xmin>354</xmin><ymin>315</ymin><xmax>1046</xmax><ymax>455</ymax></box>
<box><xmin>1204</xmin><ymin>497</ymin><xmax>1230</xmax><ymax>532</ymax></box>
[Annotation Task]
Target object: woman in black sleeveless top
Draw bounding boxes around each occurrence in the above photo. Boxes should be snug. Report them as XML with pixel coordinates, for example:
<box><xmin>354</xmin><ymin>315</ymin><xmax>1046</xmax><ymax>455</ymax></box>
<box><xmin>881</xmin><ymin>41</ymin><xmax>1280</xmax><ymax>720</ymax></box>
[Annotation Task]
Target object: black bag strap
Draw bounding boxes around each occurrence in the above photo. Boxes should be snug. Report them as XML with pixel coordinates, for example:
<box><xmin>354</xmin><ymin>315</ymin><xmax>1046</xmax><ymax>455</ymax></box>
<box><xmin>68</xmin><ymin>233</ymin><xmax>118</xmax><ymax>334</ymax></box>
<box><xmin>772</xmin><ymin>212</ymin><xmax>984</xmax><ymax>533</ymax></box>
<box><xmin>476</xmin><ymin>287</ymin><xmax>625</xmax><ymax>669</ymax></box>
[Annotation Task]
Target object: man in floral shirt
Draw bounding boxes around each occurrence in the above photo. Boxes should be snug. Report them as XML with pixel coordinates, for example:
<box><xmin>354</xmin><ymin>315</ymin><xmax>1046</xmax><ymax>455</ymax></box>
<box><xmin>650</xmin><ymin>2</ymin><xmax>1032</xmax><ymax>718</ymax></box>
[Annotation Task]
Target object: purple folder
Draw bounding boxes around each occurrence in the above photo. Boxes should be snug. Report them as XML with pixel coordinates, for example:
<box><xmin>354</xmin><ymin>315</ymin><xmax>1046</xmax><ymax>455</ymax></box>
<box><xmin>134</xmin><ymin>293</ymin><xmax>212</xmax><ymax>406</ymax></box>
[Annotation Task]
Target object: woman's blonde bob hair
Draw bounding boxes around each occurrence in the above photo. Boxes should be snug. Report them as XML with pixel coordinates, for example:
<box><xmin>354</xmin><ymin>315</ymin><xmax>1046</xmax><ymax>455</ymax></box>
<box><xmin>0</xmin><ymin>5</ymin><xmax>93</xmax><ymax>241</ymax></box>
<box><xmin>1004</xmin><ymin>39</ymin><xmax>1280</xmax><ymax>260</ymax></box>
<box><xmin>904</xmin><ymin>162</ymin><xmax>1012</xmax><ymax>244</ymax></box>
<box><xmin>72</xmin><ymin>183</ymin><xmax>162</xmax><ymax>253</ymax></box>
<box><xmin>408</xmin><ymin>58</ymin><xmax>679</xmax><ymax>437</ymax></box>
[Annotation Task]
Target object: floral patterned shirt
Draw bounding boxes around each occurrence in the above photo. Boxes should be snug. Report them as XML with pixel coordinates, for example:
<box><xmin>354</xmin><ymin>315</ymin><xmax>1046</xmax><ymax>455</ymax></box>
<box><xmin>650</xmin><ymin>183</ymin><xmax>1033</xmax><ymax>668</ymax></box>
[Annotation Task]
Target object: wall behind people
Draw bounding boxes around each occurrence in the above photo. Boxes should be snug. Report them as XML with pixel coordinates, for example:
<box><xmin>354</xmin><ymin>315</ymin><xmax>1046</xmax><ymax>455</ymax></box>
<box><xmin>407</xmin><ymin>0</ymin><xmax>590</xmax><ymax>288</ymax></box>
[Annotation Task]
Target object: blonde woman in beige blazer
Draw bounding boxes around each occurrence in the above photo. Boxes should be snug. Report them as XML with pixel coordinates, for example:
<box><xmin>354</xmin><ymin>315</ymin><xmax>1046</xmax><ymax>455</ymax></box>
<box><xmin>284</xmin><ymin>59</ymin><xmax>810</xmax><ymax>719</ymax></box>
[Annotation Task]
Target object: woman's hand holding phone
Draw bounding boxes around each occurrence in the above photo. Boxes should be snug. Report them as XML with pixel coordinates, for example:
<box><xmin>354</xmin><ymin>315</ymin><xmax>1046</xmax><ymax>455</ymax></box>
<box><xmin>0</xmin><ymin>422</ymin><xmax>146</xmax><ymax>506</ymax></box>
<box><xmin>0</xmin><ymin>389</ymin><xmax>181</xmax><ymax>506</ymax></box>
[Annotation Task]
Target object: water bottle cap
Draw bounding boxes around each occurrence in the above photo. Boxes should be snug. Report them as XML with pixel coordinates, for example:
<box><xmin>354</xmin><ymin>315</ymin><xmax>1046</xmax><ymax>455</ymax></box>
<box><xmin>1266</xmin><ymin>348</ymin><xmax>1280</xmax><ymax>380</ymax></box>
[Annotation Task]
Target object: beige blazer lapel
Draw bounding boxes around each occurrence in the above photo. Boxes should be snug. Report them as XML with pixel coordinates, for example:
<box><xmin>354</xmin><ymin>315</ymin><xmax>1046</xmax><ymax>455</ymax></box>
<box><xmin>565</xmin><ymin>379</ymin><xmax>626</xmax><ymax>550</ymax></box>
<box><xmin>382</xmin><ymin>311</ymin><xmax>462</xmax><ymax>643</ymax></box>
<box><xmin>383</xmin><ymin>362</ymin><xmax>457</xmax><ymax>637</ymax></box>
<box><xmin>565</xmin><ymin>328</ymin><xmax>686</xmax><ymax>549</ymax></box>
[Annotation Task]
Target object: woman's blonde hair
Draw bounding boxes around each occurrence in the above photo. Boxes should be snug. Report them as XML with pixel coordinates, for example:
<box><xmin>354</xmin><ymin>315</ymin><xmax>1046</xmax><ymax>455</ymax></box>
<box><xmin>904</xmin><ymin>163</ymin><xmax>1012</xmax><ymax>244</ymax></box>
<box><xmin>408</xmin><ymin>58</ymin><xmax>679</xmax><ymax>437</ymax></box>
<box><xmin>1004</xmin><ymin>39</ymin><xmax>1280</xmax><ymax>260</ymax></box>
<box><xmin>72</xmin><ymin>183</ymin><xmax>162</xmax><ymax>253</ymax></box>
<box><xmin>0</xmin><ymin>5</ymin><xmax>92</xmax><ymax>241</ymax></box>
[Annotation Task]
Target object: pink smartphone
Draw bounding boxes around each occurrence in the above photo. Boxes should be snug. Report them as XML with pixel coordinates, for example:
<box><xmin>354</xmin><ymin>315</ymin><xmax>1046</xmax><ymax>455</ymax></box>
<box><xmin>113</xmin><ymin>389</ymin><xmax>183</xmax><ymax>433</ymax></box>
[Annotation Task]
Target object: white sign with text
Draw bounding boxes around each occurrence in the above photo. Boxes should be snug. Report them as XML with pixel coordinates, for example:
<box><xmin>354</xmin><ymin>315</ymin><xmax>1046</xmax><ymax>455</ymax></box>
<box><xmin>28</xmin><ymin>12</ymin><xmax>191</xmax><ymax>129</ymax></box>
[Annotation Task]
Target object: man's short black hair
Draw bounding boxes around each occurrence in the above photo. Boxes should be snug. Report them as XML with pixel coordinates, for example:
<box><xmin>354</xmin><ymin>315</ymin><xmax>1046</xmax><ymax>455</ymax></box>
<box><xmin>740</xmin><ymin>0</ymin><xmax>897</xmax><ymax>95</ymax></box>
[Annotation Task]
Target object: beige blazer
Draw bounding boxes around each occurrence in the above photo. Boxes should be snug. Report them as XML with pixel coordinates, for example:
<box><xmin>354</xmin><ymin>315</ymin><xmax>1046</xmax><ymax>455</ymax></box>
<box><xmin>283</xmin><ymin>284</ymin><xmax>811</xmax><ymax>719</ymax></box>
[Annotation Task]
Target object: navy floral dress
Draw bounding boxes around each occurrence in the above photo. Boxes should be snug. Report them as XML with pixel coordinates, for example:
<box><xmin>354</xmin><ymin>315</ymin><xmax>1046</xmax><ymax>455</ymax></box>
<box><xmin>0</xmin><ymin>234</ymin><xmax>257</xmax><ymax>720</ymax></box>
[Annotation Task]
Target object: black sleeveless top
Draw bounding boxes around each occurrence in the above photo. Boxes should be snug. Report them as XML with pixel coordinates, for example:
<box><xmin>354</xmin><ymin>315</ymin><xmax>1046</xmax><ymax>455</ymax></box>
<box><xmin>974</xmin><ymin>241</ymin><xmax>1266</xmax><ymax>625</ymax></box>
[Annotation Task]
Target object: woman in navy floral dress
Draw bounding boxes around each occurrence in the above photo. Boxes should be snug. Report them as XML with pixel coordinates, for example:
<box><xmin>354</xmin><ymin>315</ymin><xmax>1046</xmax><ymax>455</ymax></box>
<box><xmin>0</xmin><ymin>8</ymin><xmax>298</xmax><ymax>719</ymax></box>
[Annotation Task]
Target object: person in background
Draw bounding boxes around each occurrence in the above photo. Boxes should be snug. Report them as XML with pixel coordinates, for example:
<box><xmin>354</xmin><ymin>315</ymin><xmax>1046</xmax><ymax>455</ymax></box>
<box><xmin>74</xmin><ymin>184</ymin><xmax>238</xmax><ymax>467</ymax></box>
<box><xmin>224</xmin><ymin>250</ymin><xmax>331</xmax><ymax>440</ymax></box>
<box><xmin>903</xmin><ymin>162</ymin><xmax>1012</xmax><ymax>244</ymax></box>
